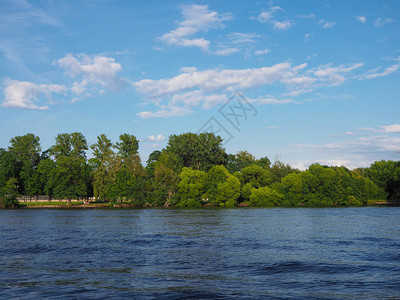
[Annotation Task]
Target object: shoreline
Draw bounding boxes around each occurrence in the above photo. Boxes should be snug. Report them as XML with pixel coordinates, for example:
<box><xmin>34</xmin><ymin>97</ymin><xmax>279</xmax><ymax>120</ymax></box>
<box><xmin>7</xmin><ymin>201</ymin><xmax>396</xmax><ymax>209</ymax></box>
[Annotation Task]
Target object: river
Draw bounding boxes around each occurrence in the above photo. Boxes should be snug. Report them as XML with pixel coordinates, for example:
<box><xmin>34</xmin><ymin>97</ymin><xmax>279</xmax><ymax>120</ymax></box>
<box><xmin>0</xmin><ymin>207</ymin><xmax>399</xmax><ymax>299</ymax></box>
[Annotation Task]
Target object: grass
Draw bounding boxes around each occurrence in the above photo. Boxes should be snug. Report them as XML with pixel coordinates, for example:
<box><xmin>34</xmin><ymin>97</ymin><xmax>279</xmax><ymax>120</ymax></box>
<box><xmin>20</xmin><ymin>201</ymin><xmax>85</xmax><ymax>206</ymax></box>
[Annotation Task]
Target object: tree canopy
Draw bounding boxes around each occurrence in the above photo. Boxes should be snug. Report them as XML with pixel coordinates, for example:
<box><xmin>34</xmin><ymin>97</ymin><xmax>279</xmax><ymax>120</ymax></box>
<box><xmin>1</xmin><ymin>131</ymin><xmax>397</xmax><ymax>208</ymax></box>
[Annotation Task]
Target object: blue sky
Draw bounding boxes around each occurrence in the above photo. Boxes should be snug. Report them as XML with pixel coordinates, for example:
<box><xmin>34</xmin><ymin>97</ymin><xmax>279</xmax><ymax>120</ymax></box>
<box><xmin>1</xmin><ymin>0</ymin><xmax>399</xmax><ymax>169</ymax></box>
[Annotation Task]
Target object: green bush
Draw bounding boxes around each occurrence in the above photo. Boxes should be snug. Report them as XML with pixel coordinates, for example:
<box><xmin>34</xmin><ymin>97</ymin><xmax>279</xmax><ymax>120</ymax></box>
<box><xmin>3</xmin><ymin>195</ymin><xmax>19</xmax><ymax>208</ymax></box>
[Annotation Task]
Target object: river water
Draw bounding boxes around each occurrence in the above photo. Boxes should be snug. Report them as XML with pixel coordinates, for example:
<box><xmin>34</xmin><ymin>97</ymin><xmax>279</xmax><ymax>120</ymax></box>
<box><xmin>0</xmin><ymin>207</ymin><xmax>399</xmax><ymax>299</ymax></box>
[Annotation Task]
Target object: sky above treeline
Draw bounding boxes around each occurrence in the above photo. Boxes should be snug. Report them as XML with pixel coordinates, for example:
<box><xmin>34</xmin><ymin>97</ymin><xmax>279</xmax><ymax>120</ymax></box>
<box><xmin>0</xmin><ymin>0</ymin><xmax>399</xmax><ymax>169</ymax></box>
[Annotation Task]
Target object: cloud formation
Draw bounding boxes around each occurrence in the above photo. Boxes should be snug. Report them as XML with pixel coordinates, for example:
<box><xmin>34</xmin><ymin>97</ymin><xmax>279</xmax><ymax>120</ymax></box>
<box><xmin>134</xmin><ymin>61</ymin><xmax>366</xmax><ymax>118</ymax></box>
<box><xmin>148</xmin><ymin>134</ymin><xmax>166</xmax><ymax>141</ymax></box>
<box><xmin>160</xmin><ymin>4</ymin><xmax>232</xmax><ymax>52</ymax></box>
<box><xmin>374</xmin><ymin>18</ymin><xmax>395</xmax><ymax>28</ymax></box>
<box><xmin>255</xmin><ymin>6</ymin><xmax>292</xmax><ymax>30</ymax></box>
<box><xmin>1</xmin><ymin>53</ymin><xmax>126</xmax><ymax>109</ymax></box>
<box><xmin>57</xmin><ymin>54</ymin><xmax>125</xmax><ymax>97</ymax></box>
<box><xmin>2</xmin><ymin>79</ymin><xmax>66</xmax><ymax>110</ymax></box>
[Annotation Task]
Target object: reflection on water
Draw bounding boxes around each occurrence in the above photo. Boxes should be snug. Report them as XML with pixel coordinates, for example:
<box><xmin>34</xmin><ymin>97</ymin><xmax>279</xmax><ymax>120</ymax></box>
<box><xmin>0</xmin><ymin>208</ymin><xmax>399</xmax><ymax>299</ymax></box>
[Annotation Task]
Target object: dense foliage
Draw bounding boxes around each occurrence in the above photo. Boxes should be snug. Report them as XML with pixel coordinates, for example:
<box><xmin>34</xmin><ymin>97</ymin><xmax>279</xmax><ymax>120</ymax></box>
<box><xmin>0</xmin><ymin>132</ymin><xmax>398</xmax><ymax>208</ymax></box>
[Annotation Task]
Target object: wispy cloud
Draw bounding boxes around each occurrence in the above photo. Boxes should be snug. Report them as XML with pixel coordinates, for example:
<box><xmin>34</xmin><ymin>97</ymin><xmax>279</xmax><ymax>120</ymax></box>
<box><xmin>215</xmin><ymin>32</ymin><xmax>260</xmax><ymax>56</ymax></box>
<box><xmin>374</xmin><ymin>17</ymin><xmax>395</xmax><ymax>28</ymax></box>
<box><xmin>254</xmin><ymin>6</ymin><xmax>293</xmax><ymax>30</ymax></box>
<box><xmin>360</xmin><ymin>58</ymin><xmax>400</xmax><ymax>79</ymax></box>
<box><xmin>318</xmin><ymin>19</ymin><xmax>336</xmax><ymax>29</ymax></box>
<box><xmin>137</xmin><ymin>105</ymin><xmax>193</xmax><ymax>119</ymax></box>
<box><xmin>293</xmin><ymin>133</ymin><xmax>400</xmax><ymax>168</ymax></box>
<box><xmin>160</xmin><ymin>4</ymin><xmax>232</xmax><ymax>52</ymax></box>
<box><xmin>361</xmin><ymin>124</ymin><xmax>400</xmax><ymax>133</ymax></box>
<box><xmin>254</xmin><ymin>48</ymin><xmax>270</xmax><ymax>56</ymax></box>
<box><xmin>311</xmin><ymin>63</ymin><xmax>364</xmax><ymax>85</ymax></box>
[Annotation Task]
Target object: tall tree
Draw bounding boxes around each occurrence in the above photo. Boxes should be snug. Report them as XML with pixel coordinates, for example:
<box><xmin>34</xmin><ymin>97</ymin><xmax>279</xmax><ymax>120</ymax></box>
<box><xmin>50</xmin><ymin>133</ymin><xmax>89</xmax><ymax>199</ymax></box>
<box><xmin>166</xmin><ymin>132</ymin><xmax>227</xmax><ymax>171</ymax></box>
<box><xmin>115</xmin><ymin>133</ymin><xmax>139</xmax><ymax>158</ymax></box>
<box><xmin>51</xmin><ymin>132</ymin><xmax>88</xmax><ymax>159</ymax></box>
<box><xmin>90</xmin><ymin>134</ymin><xmax>119</xmax><ymax>200</ymax></box>
<box><xmin>8</xmin><ymin>133</ymin><xmax>41</xmax><ymax>194</ymax></box>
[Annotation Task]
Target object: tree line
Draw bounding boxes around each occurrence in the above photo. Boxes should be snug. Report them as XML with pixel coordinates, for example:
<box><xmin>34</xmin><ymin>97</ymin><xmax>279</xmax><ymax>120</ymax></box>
<box><xmin>0</xmin><ymin>132</ymin><xmax>399</xmax><ymax>208</ymax></box>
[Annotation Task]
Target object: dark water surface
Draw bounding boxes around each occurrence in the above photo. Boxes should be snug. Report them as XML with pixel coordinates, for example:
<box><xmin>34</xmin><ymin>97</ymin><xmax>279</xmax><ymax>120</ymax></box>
<box><xmin>0</xmin><ymin>207</ymin><xmax>399</xmax><ymax>299</ymax></box>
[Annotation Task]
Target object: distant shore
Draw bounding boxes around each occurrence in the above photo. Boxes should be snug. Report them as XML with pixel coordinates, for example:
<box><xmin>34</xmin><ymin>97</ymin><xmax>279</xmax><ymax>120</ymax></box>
<box><xmin>6</xmin><ymin>200</ymin><xmax>394</xmax><ymax>209</ymax></box>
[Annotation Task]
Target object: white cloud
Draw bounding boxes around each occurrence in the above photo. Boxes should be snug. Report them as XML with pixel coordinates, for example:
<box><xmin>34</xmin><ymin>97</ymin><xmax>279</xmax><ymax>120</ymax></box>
<box><xmin>298</xmin><ymin>14</ymin><xmax>315</xmax><ymax>19</ymax></box>
<box><xmin>256</xmin><ymin>96</ymin><xmax>295</xmax><ymax>105</ymax></box>
<box><xmin>374</xmin><ymin>18</ymin><xmax>395</xmax><ymax>28</ymax></box>
<box><xmin>304</xmin><ymin>33</ymin><xmax>312</xmax><ymax>42</ymax></box>
<box><xmin>291</xmin><ymin>159</ymin><xmax>355</xmax><ymax>170</ymax></box>
<box><xmin>148</xmin><ymin>134</ymin><xmax>166</xmax><ymax>141</ymax></box>
<box><xmin>255</xmin><ymin>6</ymin><xmax>292</xmax><ymax>30</ymax></box>
<box><xmin>362</xmin><ymin>60</ymin><xmax>400</xmax><ymax>79</ymax></box>
<box><xmin>225</xmin><ymin>32</ymin><xmax>260</xmax><ymax>44</ymax></box>
<box><xmin>311</xmin><ymin>63</ymin><xmax>364</xmax><ymax>85</ymax></box>
<box><xmin>356</xmin><ymin>16</ymin><xmax>366</xmax><ymax>23</ymax></box>
<box><xmin>133</xmin><ymin>60</ymin><xmax>366</xmax><ymax>118</ymax></box>
<box><xmin>379</xmin><ymin>124</ymin><xmax>400</xmax><ymax>133</ymax></box>
<box><xmin>214</xmin><ymin>47</ymin><xmax>239</xmax><ymax>56</ymax></box>
<box><xmin>215</xmin><ymin>32</ymin><xmax>260</xmax><ymax>56</ymax></box>
<box><xmin>57</xmin><ymin>54</ymin><xmax>125</xmax><ymax>92</ymax></box>
<box><xmin>295</xmin><ymin>135</ymin><xmax>400</xmax><ymax>154</ymax></box>
<box><xmin>160</xmin><ymin>4</ymin><xmax>232</xmax><ymax>51</ymax></box>
<box><xmin>137</xmin><ymin>105</ymin><xmax>193</xmax><ymax>119</ymax></box>
<box><xmin>134</xmin><ymin>62</ymin><xmax>318</xmax><ymax>99</ymax></box>
<box><xmin>171</xmin><ymin>90</ymin><xmax>228</xmax><ymax>109</ymax></box>
<box><xmin>2</xmin><ymin>79</ymin><xmax>66</xmax><ymax>110</ymax></box>
<box><xmin>256</xmin><ymin>6</ymin><xmax>281</xmax><ymax>23</ymax></box>
<box><xmin>319</xmin><ymin>19</ymin><xmax>336</xmax><ymax>28</ymax></box>
<box><xmin>254</xmin><ymin>48</ymin><xmax>270</xmax><ymax>55</ymax></box>
<box><xmin>273</xmin><ymin>20</ymin><xmax>292</xmax><ymax>30</ymax></box>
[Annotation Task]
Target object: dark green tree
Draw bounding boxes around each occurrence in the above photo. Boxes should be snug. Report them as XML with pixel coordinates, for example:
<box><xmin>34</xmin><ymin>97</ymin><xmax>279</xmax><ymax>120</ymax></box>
<box><xmin>8</xmin><ymin>133</ymin><xmax>41</xmax><ymax>194</ymax></box>
<box><xmin>166</xmin><ymin>132</ymin><xmax>227</xmax><ymax>171</ymax></box>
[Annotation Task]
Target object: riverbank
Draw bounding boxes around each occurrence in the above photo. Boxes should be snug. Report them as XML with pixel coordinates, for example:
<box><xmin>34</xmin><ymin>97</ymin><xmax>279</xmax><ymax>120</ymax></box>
<box><xmin>5</xmin><ymin>200</ymin><xmax>395</xmax><ymax>209</ymax></box>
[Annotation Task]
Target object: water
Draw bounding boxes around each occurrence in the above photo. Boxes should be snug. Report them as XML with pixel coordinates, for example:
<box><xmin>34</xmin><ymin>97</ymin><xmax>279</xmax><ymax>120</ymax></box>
<box><xmin>0</xmin><ymin>207</ymin><xmax>399</xmax><ymax>299</ymax></box>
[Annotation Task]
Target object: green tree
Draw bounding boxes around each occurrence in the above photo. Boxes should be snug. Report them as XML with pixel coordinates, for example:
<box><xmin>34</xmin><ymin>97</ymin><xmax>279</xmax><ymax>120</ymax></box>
<box><xmin>50</xmin><ymin>156</ymin><xmax>88</xmax><ymax>199</ymax></box>
<box><xmin>280</xmin><ymin>173</ymin><xmax>303</xmax><ymax>206</ymax></box>
<box><xmin>151</xmin><ymin>152</ymin><xmax>181</xmax><ymax>206</ymax></box>
<box><xmin>115</xmin><ymin>133</ymin><xmax>139</xmax><ymax>158</ymax></box>
<box><xmin>166</xmin><ymin>132</ymin><xmax>227</xmax><ymax>171</ymax></box>
<box><xmin>90</xmin><ymin>134</ymin><xmax>120</xmax><ymax>200</ymax></box>
<box><xmin>250</xmin><ymin>186</ymin><xmax>283</xmax><ymax>206</ymax></box>
<box><xmin>235</xmin><ymin>164</ymin><xmax>272</xmax><ymax>202</ymax></box>
<box><xmin>226</xmin><ymin>151</ymin><xmax>259</xmax><ymax>173</ymax></box>
<box><xmin>51</xmin><ymin>132</ymin><xmax>88</xmax><ymax>159</ymax></box>
<box><xmin>216</xmin><ymin>175</ymin><xmax>240</xmax><ymax>207</ymax></box>
<box><xmin>256</xmin><ymin>156</ymin><xmax>271</xmax><ymax>169</ymax></box>
<box><xmin>365</xmin><ymin>160</ymin><xmax>400</xmax><ymax>202</ymax></box>
<box><xmin>2</xmin><ymin>177</ymin><xmax>19</xmax><ymax>208</ymax></box>
<box><xmin>50</xmin><ymin>133</ymin><xmax>89</xmax><ymax>200</ymax></box>
<box><xmin>145</xmin><ymin>150</ymin><xmax>162</xmax><ymax>178</ymax></box>
<box><xmin>202</xmin><ymin>165</ymin><xmax>239</xmax><ymax>206</ymax></box>
<box><xmin>0</xmin><ymin>149</ymin><xmax>18</xmax><ymax>196</ymax></box>
<box><xmin>270</xmin><ymin>159</ymin><xmax>296</xmax><ymax>183</ymax></box>
<box><xmin>177</xmin><ymin>167</ymin><xmax>207</xmax><ymax>207</ymax></box>
<box><xmin>8</xmin><ymin>133</ymin><xmax>41</xmax><ymax>194</ymax></box>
